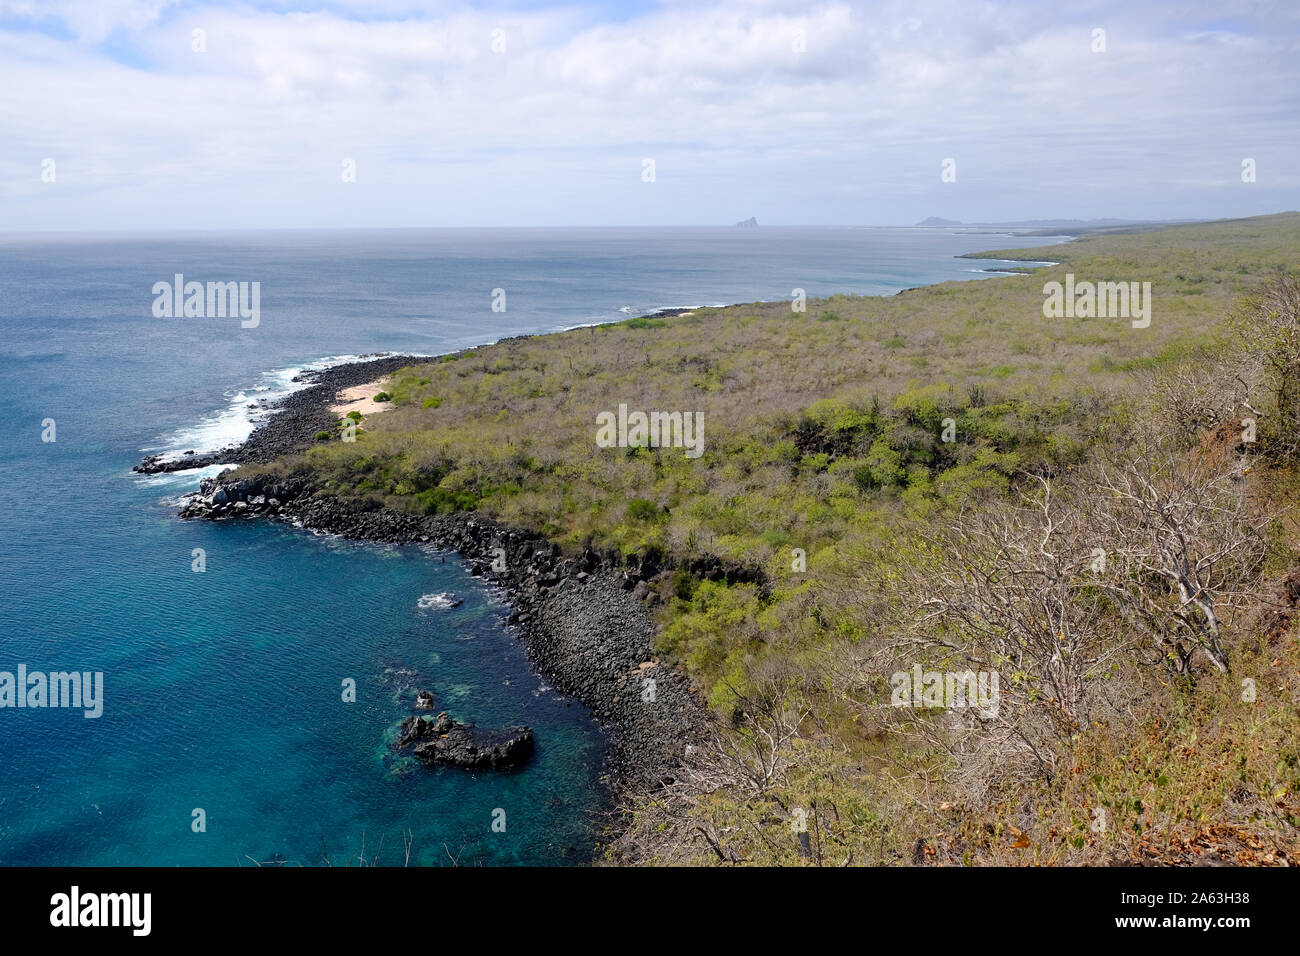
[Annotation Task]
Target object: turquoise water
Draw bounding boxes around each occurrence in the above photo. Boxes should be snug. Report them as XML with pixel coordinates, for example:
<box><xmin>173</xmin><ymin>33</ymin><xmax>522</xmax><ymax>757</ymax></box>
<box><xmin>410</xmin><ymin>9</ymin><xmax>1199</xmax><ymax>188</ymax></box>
<box><xmin>0</xmin><ymin>227</ymin><xmax>1062</xmax><ymax>865</ymax></box>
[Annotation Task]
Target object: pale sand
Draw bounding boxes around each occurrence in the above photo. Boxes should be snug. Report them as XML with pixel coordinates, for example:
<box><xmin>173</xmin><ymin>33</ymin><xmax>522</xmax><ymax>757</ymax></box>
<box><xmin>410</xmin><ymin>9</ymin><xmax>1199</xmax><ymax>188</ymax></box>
<box><xmin>330</xmin><ymin>377</ymin><xmax>393</xmax><ymax>417</ymax></box>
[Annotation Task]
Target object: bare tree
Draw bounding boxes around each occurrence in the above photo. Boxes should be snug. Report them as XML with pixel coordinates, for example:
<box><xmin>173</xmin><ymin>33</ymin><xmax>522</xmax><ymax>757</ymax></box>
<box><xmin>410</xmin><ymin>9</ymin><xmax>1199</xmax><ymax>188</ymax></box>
<box><xmin>1235</xmin><ymin>273</ymin><xmax>1300</xmax><ymax>456</ymax></box>
<box><xmin>1088</xmin><ymin>437</ymin><xmax>1270</xmax><ymax>674</ymax></box>
<box><xmin>862</xmin><ymin>422</ymin><xmax>1269</xmax><ymax>799</ymax></box>
<box><xmin>877</xmin><ymin>476</ymin><xmax>1133</xmax><ymax>789</ymax></box>
<box><xmin>1141</xmin><ymin>345</ymin><xmax>1261</xmax><ymax>448</ymax></box>
<box><xmin>608</xmin><ymin>682</ymin><xmax>810</xmax><ymax>865</ymax></box>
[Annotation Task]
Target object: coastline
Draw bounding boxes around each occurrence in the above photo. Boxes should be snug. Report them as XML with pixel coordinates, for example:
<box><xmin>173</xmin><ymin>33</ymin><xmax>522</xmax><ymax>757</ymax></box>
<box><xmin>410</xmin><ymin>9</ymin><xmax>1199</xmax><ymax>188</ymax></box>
<box><xmin>955</xmin><ymin>245</ymin><xmax>1069</xmax><ymax>274</ymax></box>
<box><xmin>176</xmin><ymin>475</ymin><xmax>713</xmax><ymax>805</ymax></box>
<box><xmin>151</xmin><ymin>340</ymin><xmax>722</xmax><ymax>849</ymax></box>
<box><xmin>142</xmin><ymin>248</ymin><xmax>1080</xmax><ymax>857</ymax></box>
<box><xmin>134</xmin><ymin>354</ymin><xmax>425</xmax><ymax>475</ymax></box>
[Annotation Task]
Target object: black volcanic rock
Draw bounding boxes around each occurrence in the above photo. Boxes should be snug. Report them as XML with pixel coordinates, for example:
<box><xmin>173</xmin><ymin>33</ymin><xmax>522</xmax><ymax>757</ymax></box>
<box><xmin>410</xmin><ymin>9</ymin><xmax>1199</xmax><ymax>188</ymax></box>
<box><xmin>177</xmin><ymin>470</ymin><xmax>736</xmax><ymax>790</ymax></box>
<box><xmin>395</xmin><ymin>713</ymin><xmax>534</xmax><ymax>770</ymax></box>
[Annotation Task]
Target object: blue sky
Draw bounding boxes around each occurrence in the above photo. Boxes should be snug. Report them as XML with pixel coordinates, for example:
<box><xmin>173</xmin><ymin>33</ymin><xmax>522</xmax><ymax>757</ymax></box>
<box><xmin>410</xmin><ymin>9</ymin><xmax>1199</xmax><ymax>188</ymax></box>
<box><xmin>1</xmin><ymin>0</ymin><xmax>1297</xmax><ymax>229</ymax></box>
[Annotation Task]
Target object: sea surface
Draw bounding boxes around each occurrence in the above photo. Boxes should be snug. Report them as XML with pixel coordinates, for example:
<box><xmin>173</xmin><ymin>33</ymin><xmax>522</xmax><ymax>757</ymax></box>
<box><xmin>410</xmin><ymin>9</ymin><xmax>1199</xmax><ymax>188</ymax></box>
<box><xmin>0</xmin><ymin>226</ymin><xmax>1063</xmax><ymax>865</ymax></box>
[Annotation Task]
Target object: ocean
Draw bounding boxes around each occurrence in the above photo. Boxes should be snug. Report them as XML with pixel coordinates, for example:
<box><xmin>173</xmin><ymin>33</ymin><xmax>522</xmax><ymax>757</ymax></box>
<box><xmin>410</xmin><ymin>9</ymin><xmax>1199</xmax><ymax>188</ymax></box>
<box><xmin>0</xmin><ymin>226</ymin><xmax>1063</xmax><ymax>865</ymax></box>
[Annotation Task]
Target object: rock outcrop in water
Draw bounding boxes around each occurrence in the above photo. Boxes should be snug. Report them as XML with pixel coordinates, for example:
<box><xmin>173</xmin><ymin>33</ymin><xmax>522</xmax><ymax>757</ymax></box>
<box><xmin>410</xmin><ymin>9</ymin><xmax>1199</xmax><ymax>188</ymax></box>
<box><xmin>395</xmin><ymin>712</ymin><xmax>534</xmax><ymax>770</ymax></box>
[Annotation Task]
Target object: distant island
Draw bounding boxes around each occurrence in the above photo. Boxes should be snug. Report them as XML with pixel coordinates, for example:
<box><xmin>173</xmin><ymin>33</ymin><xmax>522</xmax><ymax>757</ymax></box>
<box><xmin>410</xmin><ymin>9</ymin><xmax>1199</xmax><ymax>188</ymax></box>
<box><xmin>735</xmin><ymin>217</ymin><xmax>758</xmax><ymax>228</ymax></box>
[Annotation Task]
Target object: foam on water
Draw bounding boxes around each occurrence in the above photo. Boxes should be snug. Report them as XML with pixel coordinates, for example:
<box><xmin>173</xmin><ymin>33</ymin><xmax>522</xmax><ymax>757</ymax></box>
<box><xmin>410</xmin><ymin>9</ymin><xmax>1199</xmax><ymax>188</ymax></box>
<box><xmin>140</xmin><ymin>352</ymin><xmax>410</xmax><ymax>463</ymax></box>
<box><xmin>135</xmin><ymin>463</ymin><xmax>238</xmax><ymax>487</ymax></box>
<box><xmin>417</xmin><ymin>592</ymin><xmax>462</xmax><ymax>610</ymax></box>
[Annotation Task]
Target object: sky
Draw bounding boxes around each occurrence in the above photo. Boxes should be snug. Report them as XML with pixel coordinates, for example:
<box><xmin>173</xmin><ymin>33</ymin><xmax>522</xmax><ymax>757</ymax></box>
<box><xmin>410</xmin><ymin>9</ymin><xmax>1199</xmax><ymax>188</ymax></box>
<box><xmin>0</xmin><ymin>0</ymin><xmax>1297</xmax><ymax>230</ymax></box>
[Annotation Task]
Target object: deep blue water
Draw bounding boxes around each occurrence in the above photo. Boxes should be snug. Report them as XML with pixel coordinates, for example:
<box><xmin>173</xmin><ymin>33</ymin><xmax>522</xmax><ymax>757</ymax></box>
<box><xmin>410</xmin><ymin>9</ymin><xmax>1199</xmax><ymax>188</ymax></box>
<box><xmin>0</xmin><ymin>226</ymin><xmax>1062</xmax><ymax>865</ymax></box>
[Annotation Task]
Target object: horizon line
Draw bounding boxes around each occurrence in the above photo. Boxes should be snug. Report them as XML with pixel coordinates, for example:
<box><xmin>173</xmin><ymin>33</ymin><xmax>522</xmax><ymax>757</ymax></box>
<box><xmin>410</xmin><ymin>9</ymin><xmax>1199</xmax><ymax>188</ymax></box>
<box><xmin>0</xmin><ymin>216</ymin><xmax>1249</xmax><ymax>239</ymax></box>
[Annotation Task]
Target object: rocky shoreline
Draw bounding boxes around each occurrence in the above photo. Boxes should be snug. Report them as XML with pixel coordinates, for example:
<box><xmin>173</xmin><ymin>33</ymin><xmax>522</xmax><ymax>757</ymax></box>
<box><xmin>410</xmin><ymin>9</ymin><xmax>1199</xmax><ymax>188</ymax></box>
<box><xmin>134</xmin><ymin>354</ymin><xmax>426</xmax><ymax>474</ymax></box>
<box><xmin>177</xmin><ymin>473</ymin><xmax>713</xmax><ymax>796</ymax></box>
<box><xmin>149</xmin><ymin>352</ymin><xmax>743</xmax><ymax>836</ymax></box>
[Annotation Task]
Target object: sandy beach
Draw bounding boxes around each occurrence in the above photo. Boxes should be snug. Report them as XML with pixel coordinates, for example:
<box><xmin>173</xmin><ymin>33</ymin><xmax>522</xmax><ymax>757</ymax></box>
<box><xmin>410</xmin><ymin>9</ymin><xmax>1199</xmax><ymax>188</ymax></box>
<box><xmin>330</xmin><ymin>377</ymin><xmax>393</xmax><ymax>417</ymax></box>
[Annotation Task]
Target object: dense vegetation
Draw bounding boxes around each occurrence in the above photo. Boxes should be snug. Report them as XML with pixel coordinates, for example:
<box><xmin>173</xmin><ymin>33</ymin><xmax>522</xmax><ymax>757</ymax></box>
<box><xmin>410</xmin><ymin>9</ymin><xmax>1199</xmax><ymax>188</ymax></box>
<box><xmin>239</xmin><ymin>213</ymin><xmax>1300</xmax><ymax>865</ymax></box>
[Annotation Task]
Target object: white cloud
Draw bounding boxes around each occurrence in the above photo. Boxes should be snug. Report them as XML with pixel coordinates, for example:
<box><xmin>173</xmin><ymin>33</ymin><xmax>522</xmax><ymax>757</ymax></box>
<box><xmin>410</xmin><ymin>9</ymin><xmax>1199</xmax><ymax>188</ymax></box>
<box><xmin>0</xmin><ymin>0</ymin><xmax>1296</xmax><ymax>228</ymax></box>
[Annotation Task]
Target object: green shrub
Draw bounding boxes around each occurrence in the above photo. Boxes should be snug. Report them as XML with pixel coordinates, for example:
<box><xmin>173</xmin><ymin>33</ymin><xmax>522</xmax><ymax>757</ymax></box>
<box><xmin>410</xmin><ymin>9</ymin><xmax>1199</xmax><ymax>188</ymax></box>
<box><xmin>669</xmin><ymin>569</ymin><xmax>698</xmax><ymax>601</ymax></box>
<box><xmin>627</xmin><ymin>498</ymin><xmax>662</xmax><ymax>522</ymax></box>
<box><xmin>851</xmin><ymin>463</ymin><xmax>877</xmax><ymax>491</ymax></box>
<box><xmin>411</xmin><ymin>487</ymin><xmax>477</xmax><ymax>514</ymax></box>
